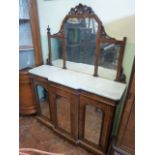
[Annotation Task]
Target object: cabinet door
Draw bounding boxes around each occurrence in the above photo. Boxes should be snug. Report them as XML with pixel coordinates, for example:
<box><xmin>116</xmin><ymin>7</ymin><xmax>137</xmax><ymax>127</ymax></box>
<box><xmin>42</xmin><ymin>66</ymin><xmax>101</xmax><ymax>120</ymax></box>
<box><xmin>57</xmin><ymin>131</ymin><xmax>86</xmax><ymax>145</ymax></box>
<box><xmin>49</xmin><ymin>84</ymin><xmax>79</xmax><ymax>142</ymax></box>
<box><xmin>32</xmin><ymin>77</ymin><xmax>52</xmax><ymax>122</ymax></box>
<box><xmin>79</xmin><ymin>94</ymin><xmax>116</xmax><ymax>154</ymax></box>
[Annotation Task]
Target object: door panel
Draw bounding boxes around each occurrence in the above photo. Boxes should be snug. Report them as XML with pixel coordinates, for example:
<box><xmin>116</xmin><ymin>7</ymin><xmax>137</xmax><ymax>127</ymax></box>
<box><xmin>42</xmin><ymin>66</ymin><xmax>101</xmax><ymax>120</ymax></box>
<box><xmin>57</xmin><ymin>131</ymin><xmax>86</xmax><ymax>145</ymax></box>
<box><xmin>56</xmin><ymin>95</ymin><xmax>71</xmax><ymax>133</ymax></box>
<box><xmin>84</xmin><ymin>104</ymin><xmax>103</xmax><ymax>145</ymax></box>
<box><xmin>79</xmin><ymin>94</ymin><xmax>115</xmax><ymax>153</ymax></box>
<box><xmin>36</xmin><ymin>85</ymin><xmax>50</xmax><ymax>120</ymax></box>
<box><xmin>49</xmin><ymin>84</ymin><xmax>79</xmax><ymax>142</ymax></box>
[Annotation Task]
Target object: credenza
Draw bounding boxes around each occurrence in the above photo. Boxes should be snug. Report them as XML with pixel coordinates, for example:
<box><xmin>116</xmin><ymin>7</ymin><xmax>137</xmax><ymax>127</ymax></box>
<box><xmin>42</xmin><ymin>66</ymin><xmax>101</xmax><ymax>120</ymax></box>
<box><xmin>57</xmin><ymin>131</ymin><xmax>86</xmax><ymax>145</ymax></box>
<box><xmin>29</xmin><ymin>65</ymin><xmax>126</xmax><ymax>155</ymax></box>
<box><xmin>28</xmin><ymin>3</ymin><xmax>128</xmax><ymax>154</ymax></box>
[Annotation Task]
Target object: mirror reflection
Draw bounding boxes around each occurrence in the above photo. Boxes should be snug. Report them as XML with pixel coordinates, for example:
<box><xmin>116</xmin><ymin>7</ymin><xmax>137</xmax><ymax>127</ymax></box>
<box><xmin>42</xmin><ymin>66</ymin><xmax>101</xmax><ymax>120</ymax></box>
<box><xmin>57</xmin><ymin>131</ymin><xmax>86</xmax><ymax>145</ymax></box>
<box><xmin>98</xmin><ymin>43</ymin><xmax>121</xmax><ymax>80</ymax></box>
<box><xmin>36</xmin><ymin>85</ymin><xmax>50</xmax><ymax>119</ymax></box>
<box><xmin>56</xmin><ymin>96</ymin><xmax>71</xmax><ymax>133</ymax></box>
<box><xmin>51</xmin><ymin>38</ymin><xmax>63</xmax><ymax>68</ymax></box>
<box><xmin>84</xmin><ymin>105</ymin><xmax>103</xmax><ymax>145</ymax></box>
<box><xmin>64</xmin><ymin>17</ymin><xmax>98</xmax><ymax>75</ymax></box>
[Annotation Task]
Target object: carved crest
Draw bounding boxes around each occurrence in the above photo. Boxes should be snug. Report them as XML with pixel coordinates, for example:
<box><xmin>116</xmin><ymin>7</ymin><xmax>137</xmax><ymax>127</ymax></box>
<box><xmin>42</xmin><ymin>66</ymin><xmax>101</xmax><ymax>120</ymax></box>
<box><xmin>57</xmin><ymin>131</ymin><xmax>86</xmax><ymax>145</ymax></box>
<box><xmin>68</xmin><ymin>3</ymin><xmax>94</xmax><ymax>15</ymax></box>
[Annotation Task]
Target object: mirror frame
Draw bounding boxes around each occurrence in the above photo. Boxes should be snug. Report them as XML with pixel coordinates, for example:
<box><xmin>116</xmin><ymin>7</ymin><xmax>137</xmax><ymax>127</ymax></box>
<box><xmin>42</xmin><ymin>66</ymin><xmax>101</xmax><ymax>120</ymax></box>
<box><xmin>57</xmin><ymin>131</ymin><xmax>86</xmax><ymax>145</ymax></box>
<box><xmin>46</xmin><ymin>3</ymin><xmax>126</xmax><ymax>82</ymax></box>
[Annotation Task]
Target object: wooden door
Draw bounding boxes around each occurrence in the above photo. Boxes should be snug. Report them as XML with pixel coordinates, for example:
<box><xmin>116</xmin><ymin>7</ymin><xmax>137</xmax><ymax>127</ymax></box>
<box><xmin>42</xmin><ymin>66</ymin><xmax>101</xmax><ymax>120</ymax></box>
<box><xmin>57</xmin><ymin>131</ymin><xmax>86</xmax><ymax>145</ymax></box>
<box><xmin>49</xmin><ymin>83</ymin><xmax>79</xmax><ymax>143</ymax></box>
<box><xmin>32</xmin><ymin>76</ymin><xmax>52</xmax><ymax>122</ymax></box>
<box><xmin>116</xmin><ymin>71</ymin><xmax>135</xmax><ymax>155</ymax></box>
<box><xmin>79</xmin><ymin>93</ymin><xmax>116</xmax><ymax>154</ymax></box>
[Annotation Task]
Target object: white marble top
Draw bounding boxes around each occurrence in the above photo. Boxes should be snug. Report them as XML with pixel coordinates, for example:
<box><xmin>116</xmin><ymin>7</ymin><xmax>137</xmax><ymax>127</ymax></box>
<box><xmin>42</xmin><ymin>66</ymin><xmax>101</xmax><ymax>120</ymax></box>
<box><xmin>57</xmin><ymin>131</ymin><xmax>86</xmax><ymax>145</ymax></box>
<box><xmin>53</xmin><ymin>59</ymin><xmax>117</xmax><ymax>80</ymax></box>
<box><xmin>29</xmin><ymin>65</ymin><xmax>126</xmax><ymax>101</ymax></box>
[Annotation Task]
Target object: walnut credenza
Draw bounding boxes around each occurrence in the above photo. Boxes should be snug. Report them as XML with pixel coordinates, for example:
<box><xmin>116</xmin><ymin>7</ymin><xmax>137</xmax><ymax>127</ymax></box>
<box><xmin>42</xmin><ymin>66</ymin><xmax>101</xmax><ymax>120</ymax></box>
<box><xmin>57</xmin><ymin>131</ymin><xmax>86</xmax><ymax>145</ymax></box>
<box><xmin>29</xmin><ymin>65</ymin><xmax>126</xmax><ymax>155</ymax></box>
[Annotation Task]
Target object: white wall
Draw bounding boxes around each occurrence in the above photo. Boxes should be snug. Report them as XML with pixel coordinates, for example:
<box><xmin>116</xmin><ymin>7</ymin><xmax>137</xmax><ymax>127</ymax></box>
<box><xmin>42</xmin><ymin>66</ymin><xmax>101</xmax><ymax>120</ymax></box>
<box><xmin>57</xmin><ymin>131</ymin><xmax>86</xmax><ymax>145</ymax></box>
<box><xmin>37</xmin><ymin>0</ymin><xmax>134</xmax><ymax>34</ymax></box>
<box><xmin>37</xmin><ymin>0</ymin><xmax>134</xmax><ymax>64</ymax></box>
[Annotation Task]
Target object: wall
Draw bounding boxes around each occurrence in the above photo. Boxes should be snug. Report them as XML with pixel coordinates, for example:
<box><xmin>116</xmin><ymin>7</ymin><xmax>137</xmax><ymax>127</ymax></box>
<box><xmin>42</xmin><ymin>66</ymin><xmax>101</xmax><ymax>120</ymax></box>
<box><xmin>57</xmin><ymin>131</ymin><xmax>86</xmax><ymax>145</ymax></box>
<box><xmin>104</xmin><ymin>16</ymin><xmax>135</xmax><ymax>135</ymax></box>
<box><xmin>36</xmin><ymin>0</ymin><xmax>135</xmax><ymax>135</ymax></box>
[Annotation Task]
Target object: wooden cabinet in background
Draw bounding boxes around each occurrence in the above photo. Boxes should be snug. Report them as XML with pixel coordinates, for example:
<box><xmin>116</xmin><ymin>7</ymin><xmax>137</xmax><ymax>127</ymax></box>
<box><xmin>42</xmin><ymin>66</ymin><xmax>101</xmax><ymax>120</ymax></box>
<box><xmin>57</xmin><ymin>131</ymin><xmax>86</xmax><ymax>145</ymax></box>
<box><xmin>19</xmin><ymin>69</ymin><xmax>37</xmax><ymax>115</ymax></box>
<box><xmin>108</xmin><ymin>61</ymin><xmax>135</xmax><ymax>155</ymax></box>
<box><xmin>19</xmin><ymin>0</ymin><xmax>43</xmax><ymax>115</ymax></box>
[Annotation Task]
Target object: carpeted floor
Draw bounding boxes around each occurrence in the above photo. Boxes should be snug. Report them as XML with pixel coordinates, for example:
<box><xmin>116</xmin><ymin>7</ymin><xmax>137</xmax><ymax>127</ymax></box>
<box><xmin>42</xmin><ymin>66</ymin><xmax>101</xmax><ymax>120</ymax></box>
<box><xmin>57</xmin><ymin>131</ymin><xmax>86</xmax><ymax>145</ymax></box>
<box><xmin>19</xmin><ymin>116</ymin><xmax>93</xmax><ymax>155</ymax></box>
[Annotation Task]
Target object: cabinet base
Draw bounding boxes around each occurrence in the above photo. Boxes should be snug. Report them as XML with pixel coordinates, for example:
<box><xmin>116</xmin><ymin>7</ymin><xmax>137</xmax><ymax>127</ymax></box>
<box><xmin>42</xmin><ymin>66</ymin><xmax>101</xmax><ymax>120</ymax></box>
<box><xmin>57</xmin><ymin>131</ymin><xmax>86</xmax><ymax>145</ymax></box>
<box><xmin>36</xmin><ymin>116</ymin><xmax>78</xmax><ymax>144</ymax></box>
<box><xmin>20</xmin><ymin>107</ymin><xmax>37</xmax><ymax>115</ymax></box>
<box><xmin>107</xmin><ymin>138</ymin><xmax>132</xmax><ymax>155</ymax></box>
<box><xmin>36</xmin><ymin>116</ymin><xmax>106</xmax><ymax>155</ymax></box>
<box><xmin>79</xmin><ymin>140</ymin><xmax>105</xmax><ymax>155</ymax></box>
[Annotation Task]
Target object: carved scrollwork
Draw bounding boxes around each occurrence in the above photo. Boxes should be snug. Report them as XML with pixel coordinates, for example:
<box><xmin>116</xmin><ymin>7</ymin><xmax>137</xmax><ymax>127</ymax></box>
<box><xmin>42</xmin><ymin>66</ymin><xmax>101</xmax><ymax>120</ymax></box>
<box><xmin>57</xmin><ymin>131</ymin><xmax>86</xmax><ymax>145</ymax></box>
<box><xmin>68</xmin><ymin>3</ymin><xmax>94</xmax><ymax>15</ymax></box>
<box><xmin>101</xmin><ymin>32</ymin><xmax>111</xmax><ymax>39</ymax></box>
<box><xmin>100</xmin><ymin>25</ymin><xmax>116</xmax><ymax>40</ymax></box>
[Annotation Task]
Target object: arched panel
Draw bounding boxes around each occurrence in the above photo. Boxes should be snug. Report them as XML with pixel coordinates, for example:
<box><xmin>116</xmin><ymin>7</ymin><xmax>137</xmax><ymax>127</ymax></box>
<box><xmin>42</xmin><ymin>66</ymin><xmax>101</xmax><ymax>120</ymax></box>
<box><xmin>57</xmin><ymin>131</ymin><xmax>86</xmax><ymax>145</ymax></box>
<box><xmin>55</xmin><ymin>95</ymin><xmax>71</xmax><ymax>133</ymax></box>
<box><xmin>35</xmin><ymin>85</ymin><xmax>51</xmax><ymax>120</ymax></box>
<box><xmin>84</xmin><ymin>104</ymin><xmax>103</xmax><ymax>145</ymax></box>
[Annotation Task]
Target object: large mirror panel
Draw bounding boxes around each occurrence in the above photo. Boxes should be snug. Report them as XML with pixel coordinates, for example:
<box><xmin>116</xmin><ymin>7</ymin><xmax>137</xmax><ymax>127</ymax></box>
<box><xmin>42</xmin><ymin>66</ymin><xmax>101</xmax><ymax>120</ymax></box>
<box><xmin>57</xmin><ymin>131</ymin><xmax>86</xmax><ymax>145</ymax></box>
<box><xmin>84</xmin><ymin>105</ymin><xmax>103</xmax><ymax>145</ymax></box>
<box><xmin>98</xmin><ymin>42</ymin><xmax>121</xmax><ymax>80</ymax></box>
<box><xmin>36</xmin><ymin>85</ymin><xmax>50</xmax><ymax>119</ymax></box>
<box><xmin>64</xmin><ymin>17</ymin><xmax>98</xmax><ymax>75</ymax></box>
<box><xmin>56</xmin><ymin>95</ymin><xmax>71</xmax><ymax>133</ymax></box>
